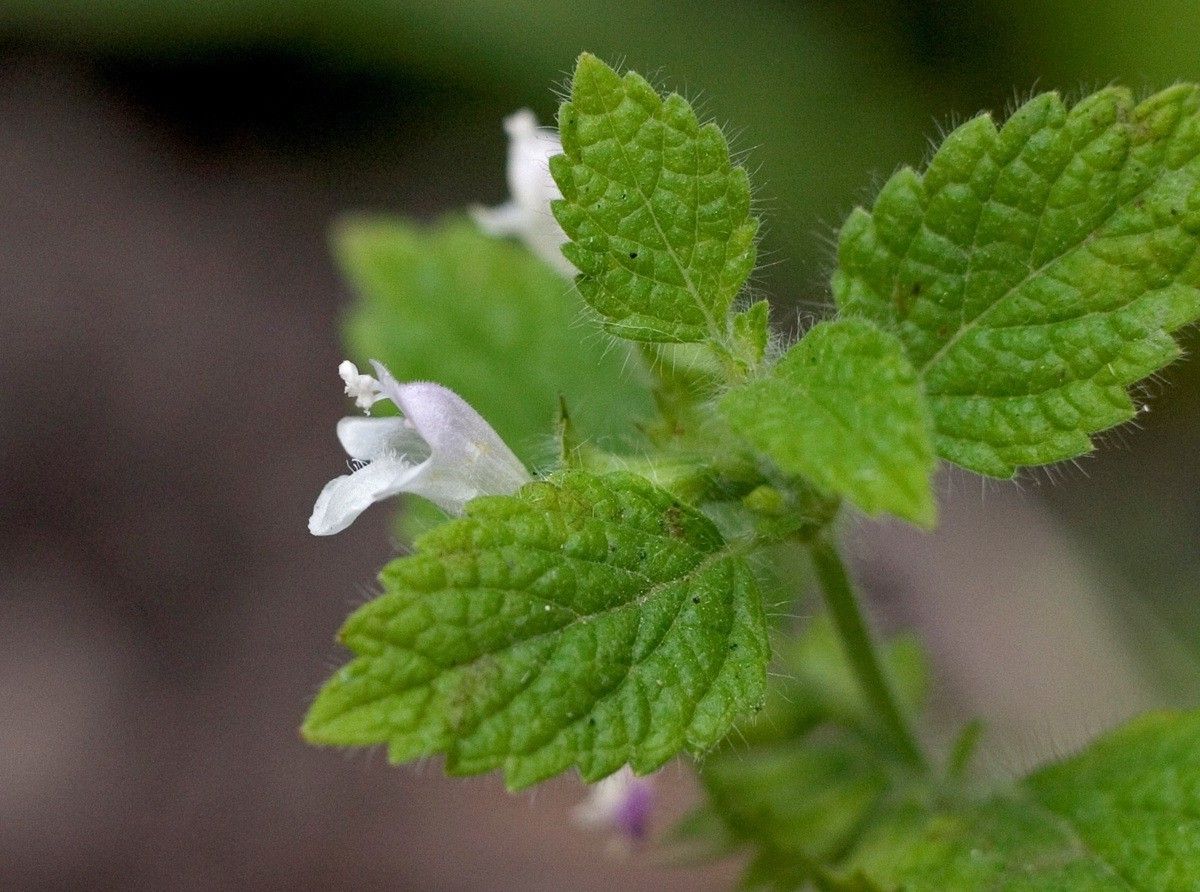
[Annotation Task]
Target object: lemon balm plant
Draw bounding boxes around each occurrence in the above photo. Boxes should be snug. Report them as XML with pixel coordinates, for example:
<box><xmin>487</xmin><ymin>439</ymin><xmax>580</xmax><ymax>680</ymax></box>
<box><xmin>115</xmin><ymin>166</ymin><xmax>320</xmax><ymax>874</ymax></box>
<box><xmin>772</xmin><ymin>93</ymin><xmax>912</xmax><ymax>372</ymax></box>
<box><xmin>304</xmin><ymin>54</ymin><xmax>1200</xmax><ymax>888</ymax></box>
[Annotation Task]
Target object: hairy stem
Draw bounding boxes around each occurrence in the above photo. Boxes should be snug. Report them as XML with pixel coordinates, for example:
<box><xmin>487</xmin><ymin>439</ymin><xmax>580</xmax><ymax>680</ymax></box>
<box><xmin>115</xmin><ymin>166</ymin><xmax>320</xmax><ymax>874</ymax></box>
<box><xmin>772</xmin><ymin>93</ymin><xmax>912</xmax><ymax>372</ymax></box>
<box><xmin>810</xmin><ymin>536</ymin><xmax>927</xmax><ymax>771</ymax></box>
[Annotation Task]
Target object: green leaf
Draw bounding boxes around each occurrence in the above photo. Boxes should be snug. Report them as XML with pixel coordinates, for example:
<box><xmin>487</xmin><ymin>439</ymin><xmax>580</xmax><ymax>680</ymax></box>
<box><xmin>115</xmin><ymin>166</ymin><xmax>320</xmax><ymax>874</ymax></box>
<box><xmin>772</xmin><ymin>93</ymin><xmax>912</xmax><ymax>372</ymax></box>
<box><xmin>748</xmin><ymin>613</ymin><xmax>927</xmax><ymax>746</ymax></box>
<box><xmin>835</xmin><ymin>86</ymin><xmax>1200</xmax><ymax>477</ymax></box>
<box><xmin>720</xmin><ymin>318</ymin><xmax>937</xmax><ymax>525</ymax></box>
<box><xmin>947</xmin><ymin>718</ymin><xmax>985</xmax><ymax>780</ymax></box>
<box><xmin>701</xmin><ymin>738</ymin><xmax>894</xmax><ymax>890</ymax></box>
<box><xmin>835</xmin><ymin>709</ymin><xmax>1200</xmax><ymax>890</ymax></box>
<box><xmin>551</xmin><ymin>53</ymin><xmax>759</xmax><ymax>344</ymax></box>
<box><xmin>694</xmin><ymin>709</ymin><xmax>1200</xmax><ymax>890</ymax></box>
<box><xmin>337</xmin><ymin>217</ymin><xmax>653</xmax><ymax>465</ymax></box>
<box><xmin>733</xmin><ymin>300</ymin><xmax>771</xmax><ymax>368</ymax></box>
<box><xmin>679</xmin><ymin>615</ymin><xmax>927</xmax><ymax>887</ymax></box>
<box><xmin>303</xmin><ymin>471</ymin><xmax>769</xmax><ymax>790</ymax></box>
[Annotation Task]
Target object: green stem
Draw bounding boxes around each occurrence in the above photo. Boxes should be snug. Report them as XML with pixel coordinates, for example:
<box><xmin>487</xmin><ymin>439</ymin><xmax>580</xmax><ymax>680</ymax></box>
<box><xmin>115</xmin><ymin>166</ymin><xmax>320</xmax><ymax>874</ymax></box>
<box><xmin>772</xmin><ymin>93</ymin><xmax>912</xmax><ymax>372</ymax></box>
<box><xmin>810</xmin><ymin>536</ymin><xmax>928</xmax><ymax>772</ymax></box>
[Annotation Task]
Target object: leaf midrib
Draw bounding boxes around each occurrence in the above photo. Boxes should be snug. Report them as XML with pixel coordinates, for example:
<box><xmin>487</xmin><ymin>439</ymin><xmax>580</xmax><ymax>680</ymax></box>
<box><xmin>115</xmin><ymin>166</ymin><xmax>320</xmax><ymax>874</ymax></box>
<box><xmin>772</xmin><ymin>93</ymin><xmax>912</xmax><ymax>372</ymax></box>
<box><xmin>363</xmin><ymin>535</ymin><xmax>749</xmax><ymax>681</ymax></box>
<box><xmin>915</xmin><ymin>108</ymin><xmax>1195</xmax><ymax>382</ymax></box>
<box><xmin>592</xmin><ymin>82</ymin><xmax>725</xmax><ymax>344</ymax></box>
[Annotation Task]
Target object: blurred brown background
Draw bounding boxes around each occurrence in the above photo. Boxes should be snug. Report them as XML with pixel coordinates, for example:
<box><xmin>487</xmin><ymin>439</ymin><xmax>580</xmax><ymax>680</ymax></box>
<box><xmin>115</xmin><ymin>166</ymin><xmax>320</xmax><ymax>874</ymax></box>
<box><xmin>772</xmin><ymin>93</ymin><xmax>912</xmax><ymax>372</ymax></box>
<box><xmin>2</xmin><ymin>2</ymin><xmax>1200</xmax><ymax>889</ymax></box>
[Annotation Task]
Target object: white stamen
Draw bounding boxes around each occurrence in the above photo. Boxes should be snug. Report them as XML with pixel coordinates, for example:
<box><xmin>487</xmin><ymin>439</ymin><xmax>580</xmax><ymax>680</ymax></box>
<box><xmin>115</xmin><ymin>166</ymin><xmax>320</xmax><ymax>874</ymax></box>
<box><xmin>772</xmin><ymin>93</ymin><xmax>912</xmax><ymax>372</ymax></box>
<box><xmin>339</xmin><ymin>360</ymin><xmax>382</xmax><ymax>412</ymax></box>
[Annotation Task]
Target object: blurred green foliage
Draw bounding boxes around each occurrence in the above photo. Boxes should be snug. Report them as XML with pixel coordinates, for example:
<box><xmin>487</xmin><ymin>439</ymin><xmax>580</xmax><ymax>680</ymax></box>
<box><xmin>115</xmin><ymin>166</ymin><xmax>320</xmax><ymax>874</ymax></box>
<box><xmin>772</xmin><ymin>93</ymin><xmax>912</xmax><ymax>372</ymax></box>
<box><xmin>336</xmin><ymin>217</ymin><xmax>652</xmax><ymax>465</ymax></box>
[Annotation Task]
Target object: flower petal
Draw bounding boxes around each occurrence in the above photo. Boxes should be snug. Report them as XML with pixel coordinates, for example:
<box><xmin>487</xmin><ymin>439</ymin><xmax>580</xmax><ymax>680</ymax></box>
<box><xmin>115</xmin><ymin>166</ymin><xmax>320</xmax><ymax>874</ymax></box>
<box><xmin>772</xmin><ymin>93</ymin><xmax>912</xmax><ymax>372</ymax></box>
<box><xmin>308</xmin><ymin>456</ymin><xmax>423</xmax><ymax>536</ymax></box>
<box><xmin>504</xmin><ymin>109</ymin><xmax>562</xmax><ymax>215</ymax></box>
<box><xmin>472</xmin><ymin>109</ymin><xmax>575</xmax><ymax>277</ymax></box>
<box><xmin>399</xmin><ymin>463</ymin><xmax>489</xmax><ymax>516</ymax></box>
<box><xmin>336</xmin><ymin>416</ymin><xmax>428</xmax><ymax>462</ymax></box>
<box><xmin>572</xmin><ymin>766</ymin><xmax>655</xmax><ymax>843</ymax></box>
<box><xmin>370</xmin><ymin>363</ymin><xmax>531</xmax><ymax>509</ymax></box>
<box><xmin>470</xmin><ymin>200</ymin><xmax>525</xmax><ymax>236</ymax></box>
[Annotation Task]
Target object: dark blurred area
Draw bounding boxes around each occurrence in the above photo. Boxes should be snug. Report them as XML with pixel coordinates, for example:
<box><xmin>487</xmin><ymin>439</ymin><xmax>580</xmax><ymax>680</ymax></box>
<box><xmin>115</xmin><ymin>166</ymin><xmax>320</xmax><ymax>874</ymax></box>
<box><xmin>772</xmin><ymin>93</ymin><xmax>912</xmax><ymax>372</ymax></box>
<box><xmin>2</xmin><ymin>1</ymin><xmax>1199</xmax><ymax>888</ymax></box>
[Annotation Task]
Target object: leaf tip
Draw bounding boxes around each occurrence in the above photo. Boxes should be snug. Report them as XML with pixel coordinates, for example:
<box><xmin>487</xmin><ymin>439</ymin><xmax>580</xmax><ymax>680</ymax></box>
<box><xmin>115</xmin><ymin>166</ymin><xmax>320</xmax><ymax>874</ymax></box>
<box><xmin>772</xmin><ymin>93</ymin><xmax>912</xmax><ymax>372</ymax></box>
<box><xmin>572</xmin><ymin>51</ymin><xmax>619</xmax><ymax>93</ymax></box>
<box><xmin>905</xmin><ymin>493</ymin><xmax>938</xmax><ymax>530</ymax></box>
<box><xmin>299</xmin><ymin>707</ymin><xmax>329</xmax><ymax>746</ymax></box>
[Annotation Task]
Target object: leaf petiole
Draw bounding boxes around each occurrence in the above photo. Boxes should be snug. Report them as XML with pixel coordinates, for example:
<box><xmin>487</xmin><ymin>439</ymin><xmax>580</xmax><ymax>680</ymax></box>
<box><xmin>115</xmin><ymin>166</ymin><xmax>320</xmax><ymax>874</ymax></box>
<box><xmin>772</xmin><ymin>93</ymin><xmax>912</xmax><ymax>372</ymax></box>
<box><xmin>809</xmin><ymin>536</ymin><xmax>928</xmax><ymax>772</ymax></box>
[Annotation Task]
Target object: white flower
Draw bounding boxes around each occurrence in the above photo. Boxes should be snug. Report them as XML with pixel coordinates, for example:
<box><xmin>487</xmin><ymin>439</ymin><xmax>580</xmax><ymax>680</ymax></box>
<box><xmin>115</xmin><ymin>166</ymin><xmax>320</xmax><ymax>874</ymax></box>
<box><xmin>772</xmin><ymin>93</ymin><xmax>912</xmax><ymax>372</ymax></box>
<box><xmin>572</xmin><ymin>766</ymin><xmax>656</xmax><ymax>845</ymax></box>
<box><xmin>470</xmin><ymin>109</ymin><xmax>576</xmax><ymax>277</ymax></box>
<box><xmin>309</xmin><ymin>361</ymin><xmax>531</xmax><ymax>536</ymax></box>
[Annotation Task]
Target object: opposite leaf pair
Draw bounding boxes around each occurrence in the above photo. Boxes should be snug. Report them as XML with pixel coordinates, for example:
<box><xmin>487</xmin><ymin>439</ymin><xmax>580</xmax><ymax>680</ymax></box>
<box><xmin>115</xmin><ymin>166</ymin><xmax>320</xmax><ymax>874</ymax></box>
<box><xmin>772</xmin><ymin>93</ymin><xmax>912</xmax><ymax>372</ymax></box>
<box><xmin>553</xmin><ymin>56</ymin><xmax>1200</xmax><ymax>526</ymax></box>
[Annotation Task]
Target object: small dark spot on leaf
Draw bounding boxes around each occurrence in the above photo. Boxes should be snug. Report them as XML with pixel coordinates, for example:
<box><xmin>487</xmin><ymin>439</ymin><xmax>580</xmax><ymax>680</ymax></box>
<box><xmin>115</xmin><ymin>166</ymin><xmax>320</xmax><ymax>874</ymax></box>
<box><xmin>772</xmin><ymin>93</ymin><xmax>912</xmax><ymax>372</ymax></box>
<box><xmin>629</xmin><ymin>251</ymin><xmax>638</xmax><ymax>259</ymax></box>
<box><xmin>588</xmin><ymin>717</ymin><xmax>596</xmax><ymax>726</ymax></box>
<box><xmin>937</xmin><ymin>324</ymin><xmax>951</xmax><ymax>338</ymax></box>
<box><xmin>729</xmin><ymin>643</ymin><xmax>738</xmax><ymax>650</ymax></box>
<box><xmin>911</xmin><ymin>282</ymin><xmax>922</xmax><ymax>296</ymax></box>
<box><xmin>692</xmin><ymin>596</ymin><xmax>700</xmax><ymax>604</ymax></box>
